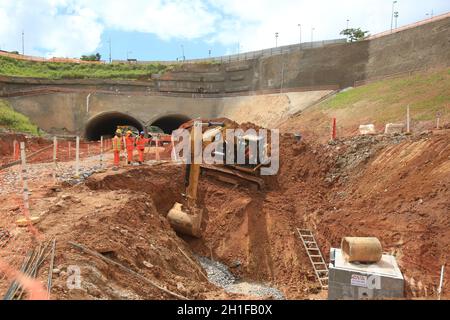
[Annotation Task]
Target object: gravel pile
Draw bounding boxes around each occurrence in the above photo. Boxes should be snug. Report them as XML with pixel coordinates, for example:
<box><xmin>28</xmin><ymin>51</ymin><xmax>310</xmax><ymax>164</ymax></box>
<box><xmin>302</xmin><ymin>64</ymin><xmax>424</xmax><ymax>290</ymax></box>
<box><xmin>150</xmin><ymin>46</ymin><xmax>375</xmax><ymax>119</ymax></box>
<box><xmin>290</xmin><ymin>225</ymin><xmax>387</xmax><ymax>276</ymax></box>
<box><xmin>197</xmin><ymin>256</ymin><xmax>285</xmax><ymax>300</ymax></box>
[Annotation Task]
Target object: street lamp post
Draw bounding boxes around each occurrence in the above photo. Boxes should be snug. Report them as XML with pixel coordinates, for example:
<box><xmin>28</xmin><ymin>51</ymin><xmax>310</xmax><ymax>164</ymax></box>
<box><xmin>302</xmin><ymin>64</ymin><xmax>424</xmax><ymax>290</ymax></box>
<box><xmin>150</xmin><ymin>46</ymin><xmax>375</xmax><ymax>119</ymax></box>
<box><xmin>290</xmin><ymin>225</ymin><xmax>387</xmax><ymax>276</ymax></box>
<box><xmin>22</xmin><ymin>30</ymin><xmax>24</xmax><ymax>55</ymax></box>
<box><xmin>346</xmin><ymin>19</ymin><xmax>350</xmax><ymax>29</ymax></box>
<box><xmin>394</xmin><ymin>12</ymin><xmax>399</xmax><ymax>29</ymax></box>
<box><xmin>298</xmin><ymin>24</ymin><xmax>302</xmax><ymax>46</ymax></box>
<box><xmin>209</xmin><ymin>49</ymin><xmax>211</xmax><ymax>58</ymax></box>
<box><xmin>275</xmin><ymin>32</ymin><xmax>279</xmax><ymax>48</ymax></box>
<box><xmin>311</xmin><ymin>27</ymin><xmax>315</xmax><ymax>47</ymax></box>
<box><xmin>108</xmin><ymin>38</ymin><xmax>112</xmax><ymax>63</ymax></box>
<box><xmin>181</xmin><ymin>45</ymin><xmax>185</xmax><ymax>61</ymax></box>
<box><xmin>391</xmin><ymin>1</ymin><xmax>398</xmax><ymax>33</ymax></box>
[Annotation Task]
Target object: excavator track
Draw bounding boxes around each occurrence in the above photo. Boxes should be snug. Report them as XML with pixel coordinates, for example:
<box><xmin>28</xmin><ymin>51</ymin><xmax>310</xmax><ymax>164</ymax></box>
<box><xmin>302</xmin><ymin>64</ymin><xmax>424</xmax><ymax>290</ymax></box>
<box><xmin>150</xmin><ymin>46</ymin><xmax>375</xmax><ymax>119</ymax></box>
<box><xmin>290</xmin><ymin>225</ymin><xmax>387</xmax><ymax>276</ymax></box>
<box><xmin>200</xmin><ymin>164</ymin><xmax>265</xmax><ymax>190</ymax></box>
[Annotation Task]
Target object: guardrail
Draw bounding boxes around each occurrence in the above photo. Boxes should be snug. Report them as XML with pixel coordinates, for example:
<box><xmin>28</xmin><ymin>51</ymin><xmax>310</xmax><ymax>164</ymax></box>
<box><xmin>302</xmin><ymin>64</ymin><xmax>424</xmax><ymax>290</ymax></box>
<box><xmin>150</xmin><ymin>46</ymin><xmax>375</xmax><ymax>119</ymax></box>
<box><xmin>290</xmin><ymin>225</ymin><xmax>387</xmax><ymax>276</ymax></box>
<box><xmin>113</xmin><ymin>39</ymin><xmax>347</xmax><ymax>65</ymax></box>
<box><xmin>366</xmin><ymin>11</ymin><xmax>450</xmax><ymax>40</ymax></box>
<box><xmin>353</xmin><ymin>66</ymin><xmax>449</xmax><ymax>87</ymax></box>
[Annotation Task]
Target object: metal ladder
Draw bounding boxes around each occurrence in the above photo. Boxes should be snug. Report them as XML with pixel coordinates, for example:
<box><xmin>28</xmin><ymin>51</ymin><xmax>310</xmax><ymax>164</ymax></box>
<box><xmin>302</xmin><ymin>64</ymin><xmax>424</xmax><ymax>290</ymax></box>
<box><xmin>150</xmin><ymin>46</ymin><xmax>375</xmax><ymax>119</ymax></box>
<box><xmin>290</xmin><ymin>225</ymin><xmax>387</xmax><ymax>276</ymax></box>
<box><xmin>297</xmin><ymin>228</ymin><xmax>329</xmax><ymax>289</ymax></box>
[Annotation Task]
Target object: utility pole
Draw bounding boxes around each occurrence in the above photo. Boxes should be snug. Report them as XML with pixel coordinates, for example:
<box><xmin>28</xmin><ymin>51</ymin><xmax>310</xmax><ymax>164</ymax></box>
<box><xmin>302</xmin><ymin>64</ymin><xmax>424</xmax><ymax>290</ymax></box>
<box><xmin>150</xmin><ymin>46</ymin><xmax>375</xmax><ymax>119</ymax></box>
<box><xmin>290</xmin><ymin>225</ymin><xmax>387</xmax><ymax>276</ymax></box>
<box><xmin>311</xmin><ymin>27</ymin><xmax>315</xmax><ymax>47</ymax></box>
<box><xmin>391</xmin><ymin>1</ymin><xmax>398</xmax><ymax>33</ymax></box>
<box><xmin>208</xmin><ymin>49</ymin><xmax>211</xmax><ymax>58</ymax></box>
<box><xmin>275</xmin><ymin>32</ymin><xmax>279</xmax><ymax>48</ymax></box>
<box><xmin>346</xmin><ymin>19</ymin><xmax>350</xmax><ymax>29</ymax></box>
<box><xmin>394</xmin><ymin>12</ymin><xmax>399</xmax><ymax>29</ymax></box>
<box><xmin>181</xmin><ymin>45</ymin><xmax>185</xmax><ymax>61</ymax></box>
<box><xmin>22</xmin><ymin>30</ymin><xmax>24</xmax><ymax>55</ymax></box>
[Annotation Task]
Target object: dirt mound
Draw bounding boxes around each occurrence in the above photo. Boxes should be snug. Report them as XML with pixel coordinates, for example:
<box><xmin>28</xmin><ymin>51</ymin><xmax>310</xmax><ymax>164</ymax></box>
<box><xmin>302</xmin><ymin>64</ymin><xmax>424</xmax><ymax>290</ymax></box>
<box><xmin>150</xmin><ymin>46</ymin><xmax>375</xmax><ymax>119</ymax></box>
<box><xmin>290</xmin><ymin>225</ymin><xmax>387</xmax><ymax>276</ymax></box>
<box><xmin>311</xmin><ymin>131</ymin><xmax>450</xmax><ymax>298</ymax></box>
<box><xmin>0</xmin><ymin>173</ymin><xmax>241</xmax><ymax>300</ymax></box>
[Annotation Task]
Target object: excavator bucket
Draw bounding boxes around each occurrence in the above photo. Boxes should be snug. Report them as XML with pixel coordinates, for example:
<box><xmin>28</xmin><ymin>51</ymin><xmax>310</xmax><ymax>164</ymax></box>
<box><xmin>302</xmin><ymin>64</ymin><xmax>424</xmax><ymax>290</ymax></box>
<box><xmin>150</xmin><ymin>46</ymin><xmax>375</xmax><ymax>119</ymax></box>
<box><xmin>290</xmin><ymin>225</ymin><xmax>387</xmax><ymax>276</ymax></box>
<box><xmin>167</xmin><ymin>202</ymin><xmax>203</xmax><ymax>238</ymax></box>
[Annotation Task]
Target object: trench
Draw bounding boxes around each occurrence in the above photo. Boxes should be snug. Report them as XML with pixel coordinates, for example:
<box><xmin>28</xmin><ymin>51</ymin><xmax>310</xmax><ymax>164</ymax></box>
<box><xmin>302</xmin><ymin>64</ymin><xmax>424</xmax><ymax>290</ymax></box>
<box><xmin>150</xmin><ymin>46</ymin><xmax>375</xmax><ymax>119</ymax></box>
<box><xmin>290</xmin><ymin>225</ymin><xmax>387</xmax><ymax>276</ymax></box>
<box><xmin>85</xmin><ymin>166</ymin><xmax>286</xmax><ymax>298</ymax></box>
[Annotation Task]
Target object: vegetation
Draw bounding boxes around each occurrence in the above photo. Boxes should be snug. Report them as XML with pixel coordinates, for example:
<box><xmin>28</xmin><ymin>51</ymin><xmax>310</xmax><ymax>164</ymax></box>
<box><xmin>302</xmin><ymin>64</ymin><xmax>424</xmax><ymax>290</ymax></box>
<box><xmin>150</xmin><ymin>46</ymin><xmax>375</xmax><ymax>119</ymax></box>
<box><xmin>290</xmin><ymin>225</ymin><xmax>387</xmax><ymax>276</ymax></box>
<box><xmin>284</xmin><ymin>68</ymin><xmax>450</xmax><ymax>141</ymax></box>
<box><xmin>321</xmin><ymin>68</ymin><xmax>450</xmax><ymax>114</ymax></box>
<box><xmin>340</xmin><ymin>28</ymin><xmax>370</xmax><ymax>42</ymax></box>
<box><xmin>0</xmin><ymin>99</ymin><xmax>39</xmax><ymax>135</ymax></box>
<box><xmin>81</xmin><ymin>53</ymin><xmax>101</xmax><ymax>61</ymax></box>
<box><xmin>0</xmin><ymin>55</ymin><xmax>170</xmax><ymax>80</ymax></box>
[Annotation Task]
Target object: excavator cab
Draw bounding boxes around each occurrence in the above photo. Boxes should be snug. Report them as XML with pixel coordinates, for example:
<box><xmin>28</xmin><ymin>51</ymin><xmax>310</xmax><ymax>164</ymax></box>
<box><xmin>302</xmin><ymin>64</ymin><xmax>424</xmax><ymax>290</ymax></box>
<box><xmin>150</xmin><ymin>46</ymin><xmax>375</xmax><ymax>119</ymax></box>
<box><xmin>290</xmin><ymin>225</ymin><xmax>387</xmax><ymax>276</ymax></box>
<box><xmin>167</xmin><ymin>120</ymin><xmax>270</xmax><ymax>238</ymax></box>
<box><xmin>236</xmin><ymin>134</ymin><xmax>270</xmax><ymax>168</ymax></box>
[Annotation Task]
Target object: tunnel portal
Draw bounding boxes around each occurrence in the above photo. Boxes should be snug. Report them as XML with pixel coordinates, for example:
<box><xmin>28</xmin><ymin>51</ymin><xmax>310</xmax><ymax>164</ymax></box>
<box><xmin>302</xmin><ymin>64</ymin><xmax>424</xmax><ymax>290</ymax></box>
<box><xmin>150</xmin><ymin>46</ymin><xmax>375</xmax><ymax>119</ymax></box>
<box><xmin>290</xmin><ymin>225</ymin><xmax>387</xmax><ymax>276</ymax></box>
<box><xmin>150</xmin><ymin>114</ymin><xmax>192</xmax><ymax>134</ymax></box>
<box><xmin>85</xmin><ymin>112</ymin><xmax>144</xmax><ymax>141</ymax></box>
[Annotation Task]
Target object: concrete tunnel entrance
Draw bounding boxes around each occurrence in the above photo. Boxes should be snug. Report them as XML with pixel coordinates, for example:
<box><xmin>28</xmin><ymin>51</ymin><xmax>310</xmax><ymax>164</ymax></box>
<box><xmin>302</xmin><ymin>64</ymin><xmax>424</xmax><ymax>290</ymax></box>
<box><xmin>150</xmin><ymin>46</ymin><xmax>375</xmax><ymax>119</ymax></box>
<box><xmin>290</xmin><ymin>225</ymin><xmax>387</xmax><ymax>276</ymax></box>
<box><xmin>85</xmin><ymin>112</ymin><xmax>144</xmax><ymax>141</ymax></box>
<box><xmin>150</xmin><ymin>114</ymin><xmax>192</xmax><ymax>134</ymax></box>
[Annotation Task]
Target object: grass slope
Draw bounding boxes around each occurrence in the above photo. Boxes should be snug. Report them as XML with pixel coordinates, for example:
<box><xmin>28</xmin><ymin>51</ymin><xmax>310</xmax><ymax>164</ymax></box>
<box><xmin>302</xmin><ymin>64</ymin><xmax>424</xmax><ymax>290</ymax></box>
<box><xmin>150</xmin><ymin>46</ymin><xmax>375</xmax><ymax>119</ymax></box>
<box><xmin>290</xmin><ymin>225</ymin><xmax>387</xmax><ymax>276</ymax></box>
<box><xmin>0</xmin><ymin>56</ymin><xmax>169</xmax><ymax>80</ymax></box>
<box><xmin>0</xmin><ymin>99</ymin><xmax>39</xmax><ymax>135</ymax></box>
<box><xmin>281</xmin><ymin>68</ymin><xmax>450</xmax><ymax>140</ymax></box>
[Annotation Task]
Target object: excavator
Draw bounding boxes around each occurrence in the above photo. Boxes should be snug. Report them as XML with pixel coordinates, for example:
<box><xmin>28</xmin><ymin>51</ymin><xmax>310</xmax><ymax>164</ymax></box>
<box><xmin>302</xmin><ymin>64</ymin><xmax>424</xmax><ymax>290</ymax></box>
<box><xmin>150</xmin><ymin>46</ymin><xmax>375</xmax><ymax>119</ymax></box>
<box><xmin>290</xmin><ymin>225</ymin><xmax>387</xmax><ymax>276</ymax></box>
<box><xmin>167</xmin><ymin>119</ymin><xmax>271</xmax><ymax>238</ymax></box>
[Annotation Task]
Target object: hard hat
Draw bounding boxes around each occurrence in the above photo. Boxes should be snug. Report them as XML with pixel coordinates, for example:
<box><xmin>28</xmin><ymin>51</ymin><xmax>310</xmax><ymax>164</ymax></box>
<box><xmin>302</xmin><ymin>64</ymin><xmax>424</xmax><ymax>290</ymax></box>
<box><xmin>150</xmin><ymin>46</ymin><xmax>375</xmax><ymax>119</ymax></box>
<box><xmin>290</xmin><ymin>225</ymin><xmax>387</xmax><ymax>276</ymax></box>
<box><xmin>116</xmin><ymin>129</ymin><xmax>122</xmax><ymax>134</ymax></box>
<box><xmin>127</xmin><ymin>130</ymin><xmax>133</xmax><ymax>135</ymax></box>
<box><xmin>140</xmin><ymin>131</ymin><xmax>145</xmax><ymax>135</ymax></box>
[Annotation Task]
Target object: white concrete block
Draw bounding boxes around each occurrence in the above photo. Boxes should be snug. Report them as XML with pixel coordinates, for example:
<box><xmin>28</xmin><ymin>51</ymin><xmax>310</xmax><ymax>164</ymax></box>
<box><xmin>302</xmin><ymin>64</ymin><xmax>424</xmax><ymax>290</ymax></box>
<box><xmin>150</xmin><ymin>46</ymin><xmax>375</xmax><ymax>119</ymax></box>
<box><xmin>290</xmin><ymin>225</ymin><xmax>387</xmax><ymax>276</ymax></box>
<box><xmin>384</xmin><ymin>123</ymin><xmax>405</xmax><ymax>134</ymax></box>
<box><xmin>359</xmin><ymin>124</ymin><xmax>376</xmax><ymax>135</ymax></box>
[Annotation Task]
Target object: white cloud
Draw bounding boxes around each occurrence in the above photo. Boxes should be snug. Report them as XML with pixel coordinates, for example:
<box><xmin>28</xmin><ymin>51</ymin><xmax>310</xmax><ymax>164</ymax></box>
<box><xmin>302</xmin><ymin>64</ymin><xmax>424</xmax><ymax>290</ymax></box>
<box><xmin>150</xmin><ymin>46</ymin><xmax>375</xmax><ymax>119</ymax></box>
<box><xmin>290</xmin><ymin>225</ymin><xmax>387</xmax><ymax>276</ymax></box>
<box><xmin>91</xmin><ymin>0</ymin><xmax>218</xmax><ymax>40</ymax></box>
<box><xmin>0</xmin><ymin>0</ymin><xmax>448</xmax><ymax>58</ymax></box>
<box><xmin>208</xmin><ymin>0</ymin><xmax>450</xmax><ymax>52</ymax></box>
<box><xmin>0</xmin><ymin>0</ymin><xmax>103</xmax><ymax>57</ymax></box>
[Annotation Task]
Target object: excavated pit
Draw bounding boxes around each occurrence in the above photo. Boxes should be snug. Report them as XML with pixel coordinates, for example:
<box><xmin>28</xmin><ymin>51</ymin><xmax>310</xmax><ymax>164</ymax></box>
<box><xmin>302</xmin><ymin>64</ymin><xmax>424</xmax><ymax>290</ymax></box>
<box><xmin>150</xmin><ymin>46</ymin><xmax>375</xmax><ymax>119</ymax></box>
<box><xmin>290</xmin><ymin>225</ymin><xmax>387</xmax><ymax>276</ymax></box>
<box><xmin>81</xmin><ymin>136</ymin><xmax>335</xmax><ymax>298</ymax></box>
<box><xmin>2</xmin><ymin>130</ymin><xmax>448</xmax><ymax>300</ymax></box>
<box><xmin>83</xmin><ymin>131</ymin><xmax>450</xmax><ymax>299</ymax></box>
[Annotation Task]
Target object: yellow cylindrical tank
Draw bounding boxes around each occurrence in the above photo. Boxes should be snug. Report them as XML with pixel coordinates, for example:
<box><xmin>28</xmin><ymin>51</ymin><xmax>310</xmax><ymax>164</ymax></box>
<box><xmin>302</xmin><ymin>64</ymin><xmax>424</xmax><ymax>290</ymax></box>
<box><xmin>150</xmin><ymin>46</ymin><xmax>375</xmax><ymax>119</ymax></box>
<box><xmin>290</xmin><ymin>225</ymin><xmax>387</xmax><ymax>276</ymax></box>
<box><xmin>341</xmin><ymin>237</ymin><xmax>382</xmax><ymax>263</ymax></box>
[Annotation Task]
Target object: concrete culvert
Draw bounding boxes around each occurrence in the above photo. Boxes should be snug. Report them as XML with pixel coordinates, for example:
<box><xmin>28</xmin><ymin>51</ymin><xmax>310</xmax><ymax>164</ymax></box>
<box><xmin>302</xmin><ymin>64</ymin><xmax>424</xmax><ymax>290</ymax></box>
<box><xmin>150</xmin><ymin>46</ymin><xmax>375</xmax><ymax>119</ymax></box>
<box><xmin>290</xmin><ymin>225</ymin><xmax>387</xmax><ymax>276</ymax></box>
<box><xmin>85</xmin><ymin>112</ymin><xmax>144</xmax><ymax>141</ymax></box>
<box><xmin>150</xmin><ymin>114</ymin><xmax>191</xmax><ymax>134</ymax></box>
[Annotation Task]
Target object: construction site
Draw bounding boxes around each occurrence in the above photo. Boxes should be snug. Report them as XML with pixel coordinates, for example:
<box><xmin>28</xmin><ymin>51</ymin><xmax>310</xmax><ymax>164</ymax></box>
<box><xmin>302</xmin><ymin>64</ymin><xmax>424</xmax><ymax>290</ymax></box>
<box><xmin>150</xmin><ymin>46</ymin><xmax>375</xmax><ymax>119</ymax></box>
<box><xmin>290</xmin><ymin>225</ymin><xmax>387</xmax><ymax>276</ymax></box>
<box><xmin>0</xmin><ymin>9</ymin><xmax>449</xmax><ymax>302</ymax></box>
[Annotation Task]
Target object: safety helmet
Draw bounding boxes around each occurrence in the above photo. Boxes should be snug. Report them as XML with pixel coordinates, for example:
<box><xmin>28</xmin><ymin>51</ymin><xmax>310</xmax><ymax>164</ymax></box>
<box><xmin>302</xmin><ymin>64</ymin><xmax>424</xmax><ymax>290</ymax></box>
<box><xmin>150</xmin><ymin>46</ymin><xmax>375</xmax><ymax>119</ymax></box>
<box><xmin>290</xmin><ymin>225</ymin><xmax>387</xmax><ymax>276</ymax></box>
<box><xmin>126</xmin><ymin>130</ymin><xmax>133</xmax><ymax>135</ymax></box>
<box><xmin>140</xmin><ymin>131</ymin><xmax>145</xmax><ymax>135</ymax></box>
<box><xmin>116</xmin><ymin>129</ymin><xmax>122</xmax><ymax>135</ymax></box>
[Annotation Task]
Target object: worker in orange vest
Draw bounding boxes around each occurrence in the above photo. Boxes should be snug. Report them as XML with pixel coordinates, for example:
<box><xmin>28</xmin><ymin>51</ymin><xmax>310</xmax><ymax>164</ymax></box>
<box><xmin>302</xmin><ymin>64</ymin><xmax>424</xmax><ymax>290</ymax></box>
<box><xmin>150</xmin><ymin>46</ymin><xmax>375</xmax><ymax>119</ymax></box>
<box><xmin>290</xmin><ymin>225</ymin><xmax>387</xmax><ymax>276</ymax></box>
<box><xmin>125</xmin><ymin>130</ymin><xmax>135</xmax><ymax>165</ymax></box>
<box><xmin>112</xmin><ymin>129</ymin><xmax>123</xmax><ymax>170</ymax></box>
<box><xmin>136</xmin><ymin>131</ymin><xmax>150</xmax><ymax>165</ymax></box>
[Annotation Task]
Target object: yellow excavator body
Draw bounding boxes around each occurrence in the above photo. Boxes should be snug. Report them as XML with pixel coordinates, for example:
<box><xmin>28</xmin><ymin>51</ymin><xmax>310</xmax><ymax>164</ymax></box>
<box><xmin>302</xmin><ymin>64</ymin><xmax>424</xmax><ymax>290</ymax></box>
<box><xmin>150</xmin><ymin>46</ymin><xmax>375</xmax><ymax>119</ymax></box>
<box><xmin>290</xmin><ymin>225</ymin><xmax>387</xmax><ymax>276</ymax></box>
<box><xmin>167</xmin><ymin>119</ymin><xmax>269</xmax><ymax>237</ymax></box>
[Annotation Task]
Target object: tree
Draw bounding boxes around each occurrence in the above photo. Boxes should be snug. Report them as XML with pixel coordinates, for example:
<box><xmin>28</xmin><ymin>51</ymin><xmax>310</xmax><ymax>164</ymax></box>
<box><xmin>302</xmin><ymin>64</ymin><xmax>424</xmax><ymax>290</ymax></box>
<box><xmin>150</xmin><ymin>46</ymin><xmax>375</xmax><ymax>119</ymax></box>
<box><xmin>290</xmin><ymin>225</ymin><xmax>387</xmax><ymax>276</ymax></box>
<box><xmin>80</xmin><ymin>53</ymin><xmax>101</xmax><ymax>61</ymax></box>
<box><xmin>340</xmin><ymin>28</ymin><xmax>369</xmax><ymax>42</ymax></box>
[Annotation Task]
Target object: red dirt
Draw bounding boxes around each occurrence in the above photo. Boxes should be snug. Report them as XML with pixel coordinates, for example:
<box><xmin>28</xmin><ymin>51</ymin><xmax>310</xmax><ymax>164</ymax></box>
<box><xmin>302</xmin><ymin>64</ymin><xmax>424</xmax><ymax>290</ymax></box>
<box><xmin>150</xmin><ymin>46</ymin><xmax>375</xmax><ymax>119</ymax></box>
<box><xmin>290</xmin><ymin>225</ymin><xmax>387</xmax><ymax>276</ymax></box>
<box><xmin>0</xmin><ymin>129</ymin><xmax>448</xmax><ymax>300</ymax></box>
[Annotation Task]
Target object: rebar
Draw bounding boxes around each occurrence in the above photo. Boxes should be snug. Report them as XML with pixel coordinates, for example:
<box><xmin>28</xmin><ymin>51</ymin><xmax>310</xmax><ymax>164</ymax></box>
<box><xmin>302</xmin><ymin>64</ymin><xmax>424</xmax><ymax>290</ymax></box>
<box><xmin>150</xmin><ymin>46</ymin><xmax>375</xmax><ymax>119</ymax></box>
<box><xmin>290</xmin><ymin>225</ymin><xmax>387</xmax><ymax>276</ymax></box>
<box><xmin>3</xmin><ymin>239</ymin><xmax>55</xmax><ymax>300</ymax></box>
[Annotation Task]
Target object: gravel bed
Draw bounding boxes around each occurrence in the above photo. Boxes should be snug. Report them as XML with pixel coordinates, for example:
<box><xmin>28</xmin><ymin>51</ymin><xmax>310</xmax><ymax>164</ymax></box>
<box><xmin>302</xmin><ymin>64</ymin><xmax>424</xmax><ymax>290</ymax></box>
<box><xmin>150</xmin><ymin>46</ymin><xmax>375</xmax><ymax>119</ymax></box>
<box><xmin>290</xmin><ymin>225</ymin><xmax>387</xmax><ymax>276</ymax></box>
<box><xmin>197</xmin><ymin>256</ymin><xmax>285</xmax><ymax>300</ymax></box>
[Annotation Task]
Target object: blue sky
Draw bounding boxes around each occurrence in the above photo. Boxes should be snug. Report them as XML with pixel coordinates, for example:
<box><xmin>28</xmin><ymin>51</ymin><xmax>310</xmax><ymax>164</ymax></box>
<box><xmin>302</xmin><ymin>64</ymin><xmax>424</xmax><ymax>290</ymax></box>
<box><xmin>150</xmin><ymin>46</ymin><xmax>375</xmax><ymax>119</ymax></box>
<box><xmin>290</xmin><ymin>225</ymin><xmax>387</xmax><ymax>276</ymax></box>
<box><xmin>0</xmin><ymin>0</ymin><xmax>449</xmax><ymax>61</ymax></box>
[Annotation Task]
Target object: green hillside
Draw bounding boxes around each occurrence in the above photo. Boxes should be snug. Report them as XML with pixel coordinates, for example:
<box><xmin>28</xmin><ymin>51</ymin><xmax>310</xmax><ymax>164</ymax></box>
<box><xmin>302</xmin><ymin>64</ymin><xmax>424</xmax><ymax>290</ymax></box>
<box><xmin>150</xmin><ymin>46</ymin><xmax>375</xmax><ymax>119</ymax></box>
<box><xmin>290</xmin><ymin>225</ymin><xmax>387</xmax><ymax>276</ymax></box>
<box><xmin>0</xmin><ymin>55</ymin><xmax>169</xmax><ymax>80</ymax></box>
<box><xmin>281</xmin><ymin>68</ymin><xmax>450</xmax><ymax>140</ymax></box>
<box><xmin>0</xmin><ymin>99</ymin><xmax>39</xmax><ymax>135</ymax></box>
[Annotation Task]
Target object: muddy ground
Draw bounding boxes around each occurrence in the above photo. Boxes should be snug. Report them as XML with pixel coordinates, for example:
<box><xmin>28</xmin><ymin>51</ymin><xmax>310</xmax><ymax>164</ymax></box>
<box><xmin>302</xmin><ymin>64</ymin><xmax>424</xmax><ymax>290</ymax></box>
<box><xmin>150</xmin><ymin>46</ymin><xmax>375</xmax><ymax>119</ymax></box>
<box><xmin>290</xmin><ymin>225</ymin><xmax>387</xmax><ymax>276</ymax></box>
<box><xmin>0</xmin><ymin>129</ymin><xmax>448</xmax><ymax>300</ymax></box>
